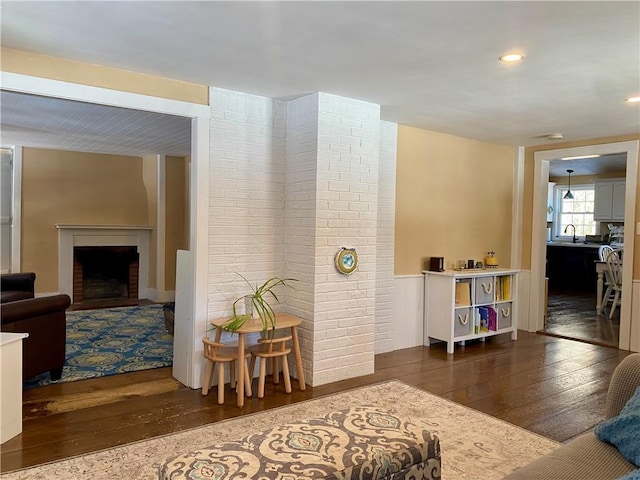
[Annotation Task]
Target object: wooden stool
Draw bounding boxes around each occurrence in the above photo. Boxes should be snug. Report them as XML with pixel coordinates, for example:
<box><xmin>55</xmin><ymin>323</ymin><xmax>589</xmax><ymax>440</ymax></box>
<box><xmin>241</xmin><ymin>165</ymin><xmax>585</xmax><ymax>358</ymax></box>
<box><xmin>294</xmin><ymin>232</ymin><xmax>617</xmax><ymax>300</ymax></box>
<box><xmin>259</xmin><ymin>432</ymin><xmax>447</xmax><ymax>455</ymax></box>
<box><xmin>248</xmin><ymin>335</ymin><xmax>292</xmax><ymax>398</ymax></box>
<box><xmin>202</xmin><ymin>338</ymin><xmax>252</xmax><ymax>404</ymax></box>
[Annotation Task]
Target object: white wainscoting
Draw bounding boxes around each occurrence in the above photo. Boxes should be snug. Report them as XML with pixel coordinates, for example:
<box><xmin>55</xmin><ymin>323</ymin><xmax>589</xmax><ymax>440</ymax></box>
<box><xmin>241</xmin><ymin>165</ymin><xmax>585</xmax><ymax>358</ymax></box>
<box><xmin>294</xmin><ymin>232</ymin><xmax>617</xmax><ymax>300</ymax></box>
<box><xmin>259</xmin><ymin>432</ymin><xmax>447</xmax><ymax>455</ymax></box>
<box><xmin>517</xmin><ymin>270</ymin><xmax>532</xmax><ymax>331</ymax></box>
<box><xmin>392</xmin><ymin>275</ymin><xmax>424</xmax><ymax>350</ymax></box>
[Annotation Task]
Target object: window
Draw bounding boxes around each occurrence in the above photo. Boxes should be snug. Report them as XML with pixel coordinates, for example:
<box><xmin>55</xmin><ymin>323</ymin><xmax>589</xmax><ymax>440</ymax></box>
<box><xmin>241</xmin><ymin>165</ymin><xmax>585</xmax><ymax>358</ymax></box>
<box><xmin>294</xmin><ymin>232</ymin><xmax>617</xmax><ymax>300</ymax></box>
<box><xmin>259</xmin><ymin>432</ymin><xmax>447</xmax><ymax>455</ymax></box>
<box><xmin>556</xmin><ymin>185</ymin><xmax>596</xmax><ymax>238</ymax></box>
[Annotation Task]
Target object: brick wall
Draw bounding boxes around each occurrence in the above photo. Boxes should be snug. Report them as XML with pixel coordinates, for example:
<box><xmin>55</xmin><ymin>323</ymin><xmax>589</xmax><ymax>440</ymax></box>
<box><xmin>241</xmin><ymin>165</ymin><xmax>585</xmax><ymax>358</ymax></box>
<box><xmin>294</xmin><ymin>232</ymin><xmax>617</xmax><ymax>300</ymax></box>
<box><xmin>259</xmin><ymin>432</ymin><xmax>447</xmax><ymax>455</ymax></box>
<box><xmin>208</xmin><ymin>87</ymin><xmax>396</xmax><ymax>386</ymax></box>
<box><xmin>312</xmin><ymin>93</ymin><xmax>380</xmax><ymax>385</ymax></box>
<box><xmin>208</xmin><ymin>87</ymin><xmax>287</xmax><ymax>322</ymax></box>
<box><xmin>375</xmin><ymin>121</ymin><xmax>398</xmax><ymax>354</ymax></box>
<box><xmin>284</xmin><ymin>93</ymin><xmax>319</xmax><ymax>382</ymax></box>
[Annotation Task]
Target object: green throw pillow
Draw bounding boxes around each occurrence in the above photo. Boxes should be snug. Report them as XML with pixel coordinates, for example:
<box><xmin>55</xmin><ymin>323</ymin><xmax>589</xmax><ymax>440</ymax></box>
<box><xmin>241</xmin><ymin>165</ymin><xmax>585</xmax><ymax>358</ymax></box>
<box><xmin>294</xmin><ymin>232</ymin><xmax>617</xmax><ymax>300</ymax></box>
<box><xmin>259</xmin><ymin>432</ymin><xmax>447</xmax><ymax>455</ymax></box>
<box><xmin>595</xmin><ymin>385</ymin><xmax>640</xmax><ymax>467</ymax></box>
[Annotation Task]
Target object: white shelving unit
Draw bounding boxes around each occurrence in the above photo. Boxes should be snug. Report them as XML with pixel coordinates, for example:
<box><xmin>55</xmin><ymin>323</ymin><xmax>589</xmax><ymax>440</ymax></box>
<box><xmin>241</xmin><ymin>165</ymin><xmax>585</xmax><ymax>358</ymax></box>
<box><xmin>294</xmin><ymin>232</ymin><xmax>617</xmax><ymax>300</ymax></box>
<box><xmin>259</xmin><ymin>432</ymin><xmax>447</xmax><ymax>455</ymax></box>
<box><xmin>423</xmin><ymin>268</ymin><xmax>519</xmax><ymax>354</ymax></box>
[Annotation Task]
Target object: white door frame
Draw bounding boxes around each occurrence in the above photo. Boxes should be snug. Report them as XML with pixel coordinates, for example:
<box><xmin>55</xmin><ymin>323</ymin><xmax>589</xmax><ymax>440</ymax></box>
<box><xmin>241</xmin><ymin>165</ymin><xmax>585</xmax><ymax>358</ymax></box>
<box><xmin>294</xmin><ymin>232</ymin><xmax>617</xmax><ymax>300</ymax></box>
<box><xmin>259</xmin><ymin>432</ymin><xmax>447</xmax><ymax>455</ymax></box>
<box><xmin>0</xmin><ymin>72</ymin><xmax>210</xmax><ymax>387</ymax></box>
<box><xmin>531</xmin><ymin>141</ymin><xmax>638</xmax><ymax>350</ymax></box>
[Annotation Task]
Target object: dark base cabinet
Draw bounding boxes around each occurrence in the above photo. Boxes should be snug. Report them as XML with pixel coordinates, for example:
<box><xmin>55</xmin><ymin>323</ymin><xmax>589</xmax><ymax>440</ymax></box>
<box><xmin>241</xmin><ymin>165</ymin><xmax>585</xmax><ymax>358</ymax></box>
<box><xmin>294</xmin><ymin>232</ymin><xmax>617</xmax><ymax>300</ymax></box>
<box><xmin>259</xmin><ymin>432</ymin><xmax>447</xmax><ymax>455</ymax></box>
<box><xmin>546</xmin><ymin>245</ymin><xmax>599</xmax><ymax>293</ymax></box>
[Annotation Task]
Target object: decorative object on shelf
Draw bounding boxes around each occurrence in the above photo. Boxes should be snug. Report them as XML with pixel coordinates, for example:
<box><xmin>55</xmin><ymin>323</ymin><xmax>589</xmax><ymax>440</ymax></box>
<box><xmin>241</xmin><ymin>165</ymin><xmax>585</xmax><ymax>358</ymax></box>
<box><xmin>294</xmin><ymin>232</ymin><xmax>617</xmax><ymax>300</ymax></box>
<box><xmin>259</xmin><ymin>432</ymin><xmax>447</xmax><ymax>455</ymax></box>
<box><xmin>564</xmin><ymin>169</ymin><xmax>575</xmax><ymax>199</ymax></box>
<box><xmin>335</xmin><ymin>247</ymin><xmax>358</xmax><ymax>275</ymax></box>
<box><xmin>485</xmin><ymin>251</ymin><xmax>499</xmax><ymax>268</ymax></box>
<box><xmin>428</xmin><ymin>256</ymin><xmax>445</xmax><ymax>272</ymax></box>
<box><xmin>223</xmin><ymin>274</ymin><xmax>297</xmax><ymax>334</ymax></box>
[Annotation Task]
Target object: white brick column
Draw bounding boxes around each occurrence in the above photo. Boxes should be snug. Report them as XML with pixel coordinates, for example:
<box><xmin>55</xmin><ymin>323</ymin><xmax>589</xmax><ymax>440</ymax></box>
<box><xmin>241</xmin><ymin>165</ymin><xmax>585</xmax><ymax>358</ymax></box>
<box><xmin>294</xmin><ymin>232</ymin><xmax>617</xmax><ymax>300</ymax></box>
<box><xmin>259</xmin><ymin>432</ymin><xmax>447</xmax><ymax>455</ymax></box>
<box><xmin>284</xmin><ymin>93</ymin><xmax>320</xmax><ymax>383</ymax></box>
<box><xmin>375</xmin><ymin>121</ymin><xmax>398</xmax><ymax>354</ymax></box>
<box><xmin>312</xmin><ymin>93</ymin><xmax>380</xmax><ymax>385</ymax></box>
<box><xmin>209</xmin><ymin>87</ymin><xmax>391</xmax><ymax>388</ymax></box>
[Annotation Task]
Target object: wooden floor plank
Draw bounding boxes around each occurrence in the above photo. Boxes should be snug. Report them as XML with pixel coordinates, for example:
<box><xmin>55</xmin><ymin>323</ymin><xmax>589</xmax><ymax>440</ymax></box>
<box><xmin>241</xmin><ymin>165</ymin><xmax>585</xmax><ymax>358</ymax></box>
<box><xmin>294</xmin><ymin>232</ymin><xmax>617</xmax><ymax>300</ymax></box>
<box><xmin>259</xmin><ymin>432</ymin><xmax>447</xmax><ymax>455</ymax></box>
<box><xmin>0</xmin><ymin>331</ymin><xmax>630</xmax><ymax>473</ymax></box>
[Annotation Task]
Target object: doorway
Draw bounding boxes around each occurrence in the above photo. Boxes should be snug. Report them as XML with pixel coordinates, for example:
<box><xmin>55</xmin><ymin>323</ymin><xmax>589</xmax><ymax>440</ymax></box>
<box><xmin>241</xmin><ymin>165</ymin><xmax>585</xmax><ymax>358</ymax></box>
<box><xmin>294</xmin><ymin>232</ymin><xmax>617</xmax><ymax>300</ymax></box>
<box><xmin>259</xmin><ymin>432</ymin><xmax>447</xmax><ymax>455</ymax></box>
<box><xmin>542</xmin><ymin>155</ymin><xmax>626</xmax><ymax>347</ymax></box>
<box><xmin>1</xmin><ymin>71</ymin><xmax>211</xmax><ymax>388</ymax></box>
<box><xmin>530</xmin><ymin>141</ymin><xmax>638</xmax><ymax>351</ymax></box>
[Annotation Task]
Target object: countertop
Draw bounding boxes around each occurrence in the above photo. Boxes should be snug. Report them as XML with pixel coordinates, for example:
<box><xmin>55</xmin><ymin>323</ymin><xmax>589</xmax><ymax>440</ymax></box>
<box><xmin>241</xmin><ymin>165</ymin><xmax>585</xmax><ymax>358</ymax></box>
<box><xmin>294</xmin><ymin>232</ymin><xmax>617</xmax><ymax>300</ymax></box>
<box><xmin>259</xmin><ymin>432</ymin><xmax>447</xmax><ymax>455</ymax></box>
<box><xmin>546</xmin><ymin>241</ymin><xmax>602</xmax><ymax>249</ymax></box>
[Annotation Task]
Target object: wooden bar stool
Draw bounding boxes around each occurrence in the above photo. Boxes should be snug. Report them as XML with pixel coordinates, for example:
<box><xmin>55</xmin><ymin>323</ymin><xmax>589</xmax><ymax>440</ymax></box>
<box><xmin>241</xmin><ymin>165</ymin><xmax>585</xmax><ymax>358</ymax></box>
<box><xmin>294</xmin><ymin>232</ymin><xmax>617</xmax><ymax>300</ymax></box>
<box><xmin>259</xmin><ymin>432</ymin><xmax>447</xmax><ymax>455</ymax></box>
<box><xmin>248</xmin><ymin>335</ymin><xmax>292</xmax><ymax>398</ymax></box>
<box><xmin>202</xmin><ymin>338</ymin><xmax>252</xmax><ymax>404</ymax></box>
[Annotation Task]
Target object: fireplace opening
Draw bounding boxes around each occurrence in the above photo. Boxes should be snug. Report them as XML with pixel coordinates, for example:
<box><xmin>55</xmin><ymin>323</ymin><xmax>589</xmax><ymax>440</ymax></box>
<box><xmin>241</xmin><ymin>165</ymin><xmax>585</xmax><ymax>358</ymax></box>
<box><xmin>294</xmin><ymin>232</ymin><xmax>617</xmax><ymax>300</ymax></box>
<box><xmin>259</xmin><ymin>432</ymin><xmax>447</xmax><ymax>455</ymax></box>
<box><xmin>73</xmin><ymin>246</ymin><xmax>139</xmax><ymax>303</ymax></box>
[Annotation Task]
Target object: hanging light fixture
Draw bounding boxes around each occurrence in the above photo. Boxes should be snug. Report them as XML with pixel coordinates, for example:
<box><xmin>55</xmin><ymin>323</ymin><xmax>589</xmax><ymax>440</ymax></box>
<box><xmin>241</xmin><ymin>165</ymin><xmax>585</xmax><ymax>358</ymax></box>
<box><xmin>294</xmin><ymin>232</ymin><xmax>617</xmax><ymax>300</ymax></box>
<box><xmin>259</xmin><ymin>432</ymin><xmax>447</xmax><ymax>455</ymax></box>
<box><xmin>564</xmin><ymin>169</ymin><xmax>574</xmax><ymax>199</ymax></box>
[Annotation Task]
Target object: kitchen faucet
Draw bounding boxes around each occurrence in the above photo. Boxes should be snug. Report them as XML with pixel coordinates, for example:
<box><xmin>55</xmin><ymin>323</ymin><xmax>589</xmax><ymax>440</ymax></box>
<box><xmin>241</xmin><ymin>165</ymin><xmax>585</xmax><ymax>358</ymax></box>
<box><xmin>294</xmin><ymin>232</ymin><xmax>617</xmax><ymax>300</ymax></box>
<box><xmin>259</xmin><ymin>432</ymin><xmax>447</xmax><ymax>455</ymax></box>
<box><xmin>564</xmin><ymin>224</ymin><xmax>578</xmax><ymax>243</ymax></box>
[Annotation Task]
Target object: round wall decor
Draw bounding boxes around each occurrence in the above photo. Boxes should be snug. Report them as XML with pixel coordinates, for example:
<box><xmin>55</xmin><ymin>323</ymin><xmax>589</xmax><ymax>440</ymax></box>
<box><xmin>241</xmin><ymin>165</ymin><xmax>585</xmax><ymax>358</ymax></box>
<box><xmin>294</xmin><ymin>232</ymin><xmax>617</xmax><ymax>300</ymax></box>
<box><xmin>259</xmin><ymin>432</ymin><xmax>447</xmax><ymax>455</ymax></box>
<box><xmin>335</xmin><ymin>247</ymin><xmax>358</xmax><ymax>275</ymax></box>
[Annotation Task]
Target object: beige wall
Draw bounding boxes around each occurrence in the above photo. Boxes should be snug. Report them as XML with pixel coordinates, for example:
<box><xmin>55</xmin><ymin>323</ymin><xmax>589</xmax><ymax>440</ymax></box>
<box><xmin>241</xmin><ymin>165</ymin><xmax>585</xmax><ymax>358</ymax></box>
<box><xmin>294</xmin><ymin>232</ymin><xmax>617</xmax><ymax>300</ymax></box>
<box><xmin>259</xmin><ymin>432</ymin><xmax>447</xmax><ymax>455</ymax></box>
<box><xmin>164</xmin><ymin>156</ymin><xmax>188</xmax><ymax>290</ymax></box>
<box><xmin>522</xmin><ymin>135</ymin><xmax>640</xmax><ymax>279</ymax></box>
<box><xmin>395</xmin><ymin>125</ymin><xmax>516</xmax><ymax>274</ymax></box>
<box><xmin>21</xmin><ymin>148</ymin><xmax>150</xmax><ymax>292</ymax></box>
<box><xmin>2</xmin><ymin>48</ymin><xmax>208</xmax><ymax>105</ymax></box>
<box><xmin>142</xmin><ymin>156</ymin><xmax>159</xmax><ymax>288</ymax></box>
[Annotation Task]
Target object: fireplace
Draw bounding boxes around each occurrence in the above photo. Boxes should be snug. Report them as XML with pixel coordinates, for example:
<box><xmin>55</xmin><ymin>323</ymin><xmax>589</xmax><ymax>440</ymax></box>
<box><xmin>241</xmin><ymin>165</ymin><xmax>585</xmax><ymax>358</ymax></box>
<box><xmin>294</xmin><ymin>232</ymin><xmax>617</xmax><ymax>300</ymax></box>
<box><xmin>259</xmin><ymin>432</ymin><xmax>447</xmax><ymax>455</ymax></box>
<box><xmin>56</xmin><ymin>225</ymin><xmax>151</xmax><ymax>303</ymax></box>
<box><xmin>73</xmin><ymin>246</ymin><xmax>139</xmax><ymax>303</ymax></box>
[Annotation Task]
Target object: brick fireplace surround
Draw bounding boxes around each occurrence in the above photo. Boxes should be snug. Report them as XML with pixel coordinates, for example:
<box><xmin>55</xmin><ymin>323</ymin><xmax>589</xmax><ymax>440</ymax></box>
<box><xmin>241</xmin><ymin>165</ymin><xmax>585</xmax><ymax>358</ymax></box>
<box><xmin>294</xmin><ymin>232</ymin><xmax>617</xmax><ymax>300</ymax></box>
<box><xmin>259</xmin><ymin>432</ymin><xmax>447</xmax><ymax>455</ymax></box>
<box><xmin>56</xmin><ymin>225</ymin><xmax>151</xmax><ymax>304</ymax></box>
<box><xmin>72</xmin><ymin>246</ymin><xmax>139</xmax><ymax>303</ymax></box>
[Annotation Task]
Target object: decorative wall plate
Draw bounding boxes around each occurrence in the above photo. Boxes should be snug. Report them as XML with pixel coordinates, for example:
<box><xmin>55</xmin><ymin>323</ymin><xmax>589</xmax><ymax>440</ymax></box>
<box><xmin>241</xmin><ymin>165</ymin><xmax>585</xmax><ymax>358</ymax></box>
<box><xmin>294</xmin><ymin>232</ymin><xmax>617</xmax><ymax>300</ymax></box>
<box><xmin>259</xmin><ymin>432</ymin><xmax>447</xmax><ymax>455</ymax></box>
<box><xmin>335</xmin><ymin>247</ymin><xmax>358</xmax><ymax>275</ymax></box>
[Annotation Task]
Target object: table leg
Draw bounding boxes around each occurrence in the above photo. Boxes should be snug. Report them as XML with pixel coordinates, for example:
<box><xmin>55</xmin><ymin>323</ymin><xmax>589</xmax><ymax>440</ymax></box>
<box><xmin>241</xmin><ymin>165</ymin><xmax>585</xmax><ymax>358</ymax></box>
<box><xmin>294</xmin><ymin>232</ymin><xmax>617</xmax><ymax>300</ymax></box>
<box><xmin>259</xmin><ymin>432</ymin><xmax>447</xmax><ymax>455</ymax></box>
<box><xmin>214</xmin><ymin>326</ymin><xmax>222</xmax><ymax>342</ymax></box>
<box><xmin>290</xmin><ymin>326</ymin><xmax>306</xmax><ymax>390</ymax></box>
<box><xmin>236</xmin><ymin>333</ymin><xmax>245</xmax><ymax>407</ymax></box>
<box><xmin>596</xmin><ymin>271</ymin><xmax>604</xmax><ymax>314</ymax></box>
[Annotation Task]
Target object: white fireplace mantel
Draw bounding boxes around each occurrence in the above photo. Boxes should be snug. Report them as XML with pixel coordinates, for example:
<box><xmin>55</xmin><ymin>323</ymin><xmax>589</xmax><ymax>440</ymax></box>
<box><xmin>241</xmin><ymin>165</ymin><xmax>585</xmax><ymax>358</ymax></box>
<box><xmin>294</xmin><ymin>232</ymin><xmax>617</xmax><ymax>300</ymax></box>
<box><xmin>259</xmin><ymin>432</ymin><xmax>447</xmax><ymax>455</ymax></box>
<box><xmin>56</xmin><ymin>224</ymin><xmax>152</xmax><ymax>302</ymax></box>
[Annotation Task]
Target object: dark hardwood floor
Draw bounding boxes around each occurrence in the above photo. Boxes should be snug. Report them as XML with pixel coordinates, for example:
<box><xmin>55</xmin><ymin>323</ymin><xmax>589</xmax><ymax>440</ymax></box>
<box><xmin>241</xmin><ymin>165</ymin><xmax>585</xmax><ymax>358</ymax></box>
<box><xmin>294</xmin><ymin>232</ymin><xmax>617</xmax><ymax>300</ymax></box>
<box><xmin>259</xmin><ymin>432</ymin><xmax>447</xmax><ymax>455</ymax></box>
<box><xmin>543</xmin><ymin>289</ymin><xmax>620</xmax><ymax>347</ymax></box>
<box><xmin>1</xmin><ymin>331</ymin><xmax>629</xmax><ymax>473</ymax></box>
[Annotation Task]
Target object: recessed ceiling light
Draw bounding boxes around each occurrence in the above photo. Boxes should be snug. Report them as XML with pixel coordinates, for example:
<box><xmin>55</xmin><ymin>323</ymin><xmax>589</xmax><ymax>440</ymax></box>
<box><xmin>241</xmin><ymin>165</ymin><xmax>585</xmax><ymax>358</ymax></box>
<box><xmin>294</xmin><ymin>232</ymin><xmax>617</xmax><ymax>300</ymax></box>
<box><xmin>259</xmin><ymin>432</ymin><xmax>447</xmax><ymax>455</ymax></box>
<box><xmin>625</xmin><ymin>96</ymin><xmax>640</xmax><ymax>103</ymax></box>
<box><xmin>560</xmin><ymin>154</ymin><xmax>601</xmax><ymax>160</ymax></box>
<box><xmin>499</xmin><ymin>52</ymin><xmax>525</xmax><ymax>63</ymax></box>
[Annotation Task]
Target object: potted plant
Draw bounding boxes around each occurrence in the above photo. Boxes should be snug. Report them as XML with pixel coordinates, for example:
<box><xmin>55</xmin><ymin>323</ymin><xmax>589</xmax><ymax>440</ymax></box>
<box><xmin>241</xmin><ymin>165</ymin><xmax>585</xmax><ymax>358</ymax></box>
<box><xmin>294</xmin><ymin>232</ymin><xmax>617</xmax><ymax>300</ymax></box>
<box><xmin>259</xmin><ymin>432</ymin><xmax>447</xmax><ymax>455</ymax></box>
<box><xmin>223</xmin><ymin>274</ymin><xmax>297</xmax><ymax>334</ymax></box>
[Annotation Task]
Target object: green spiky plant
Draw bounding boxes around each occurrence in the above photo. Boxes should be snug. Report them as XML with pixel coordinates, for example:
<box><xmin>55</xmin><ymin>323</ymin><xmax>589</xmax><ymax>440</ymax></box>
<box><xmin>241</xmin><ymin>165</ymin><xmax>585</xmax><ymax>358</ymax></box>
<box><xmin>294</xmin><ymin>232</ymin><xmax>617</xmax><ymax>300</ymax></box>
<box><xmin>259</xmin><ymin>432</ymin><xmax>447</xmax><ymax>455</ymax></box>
<box><xmin>223</xmin><ymin>274</ymin><xmax>297</xmax><ymax>333</ymax></box>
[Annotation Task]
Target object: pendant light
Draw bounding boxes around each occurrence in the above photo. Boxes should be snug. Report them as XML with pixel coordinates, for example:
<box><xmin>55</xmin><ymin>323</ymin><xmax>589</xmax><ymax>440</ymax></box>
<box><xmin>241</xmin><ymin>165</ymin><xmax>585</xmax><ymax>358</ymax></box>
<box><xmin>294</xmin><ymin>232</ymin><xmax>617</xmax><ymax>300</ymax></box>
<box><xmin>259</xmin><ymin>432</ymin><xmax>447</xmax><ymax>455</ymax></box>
<box><xmin>564</xmin><ymin>169</ymin><xmax>574</xmax><ymax>199</ymax></box>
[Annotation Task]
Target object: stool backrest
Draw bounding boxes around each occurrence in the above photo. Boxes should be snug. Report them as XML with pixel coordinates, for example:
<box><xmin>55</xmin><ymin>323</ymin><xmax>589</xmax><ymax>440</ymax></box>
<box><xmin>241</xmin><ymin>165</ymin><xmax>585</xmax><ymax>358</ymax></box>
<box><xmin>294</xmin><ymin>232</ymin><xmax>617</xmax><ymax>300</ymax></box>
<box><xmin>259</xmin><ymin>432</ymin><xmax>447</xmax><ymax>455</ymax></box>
<box><xmin>258</xmin><ymin>335</ymin><xmax>292</xmax><ymax>353</ymax></box>
<box><xmin>202</xmin><ymin>338</ymin><xmax>226</xmax><ymax>360</ymax></box>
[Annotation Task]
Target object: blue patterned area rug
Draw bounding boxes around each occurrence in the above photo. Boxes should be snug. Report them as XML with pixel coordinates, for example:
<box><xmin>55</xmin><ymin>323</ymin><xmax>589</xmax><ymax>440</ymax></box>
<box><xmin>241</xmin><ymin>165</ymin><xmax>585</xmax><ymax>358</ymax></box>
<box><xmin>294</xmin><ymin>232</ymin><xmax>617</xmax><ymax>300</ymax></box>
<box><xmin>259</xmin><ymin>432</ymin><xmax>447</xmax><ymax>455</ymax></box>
<box><xmin>24</xmin><ymin>304</ymin><xmax>173</xmax><ymax>388</ymax></box>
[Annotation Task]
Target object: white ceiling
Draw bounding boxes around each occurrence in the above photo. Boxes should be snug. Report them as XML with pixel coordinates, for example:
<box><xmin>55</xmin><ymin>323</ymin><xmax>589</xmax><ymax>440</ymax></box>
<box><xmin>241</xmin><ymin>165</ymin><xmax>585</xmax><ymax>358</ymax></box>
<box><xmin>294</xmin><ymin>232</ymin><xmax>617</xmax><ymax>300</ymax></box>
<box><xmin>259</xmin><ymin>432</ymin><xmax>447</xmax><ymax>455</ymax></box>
<box><xmin>1</xmin><ymin>1</ymin><xmax>639</xmax><ymax>158</ymax></box>
<box><xmin>548</xmin><ymin>153</ymin><xmax>627</xmax><ymax>178</ymax></box>
<box><xmin>0</xmin><ymin>91</ymin><xmax>192</xmax><ymax>156</ymax></box>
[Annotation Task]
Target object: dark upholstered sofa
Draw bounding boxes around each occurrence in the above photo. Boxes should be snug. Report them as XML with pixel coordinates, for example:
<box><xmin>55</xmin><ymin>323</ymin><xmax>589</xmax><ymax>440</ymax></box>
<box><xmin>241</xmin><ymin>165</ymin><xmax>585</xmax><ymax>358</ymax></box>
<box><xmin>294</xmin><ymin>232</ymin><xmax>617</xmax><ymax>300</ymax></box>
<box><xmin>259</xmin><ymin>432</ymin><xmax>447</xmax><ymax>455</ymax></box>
<box><xmin>1</xmin><ymin>295</ymin><xmax>71</xmax><ymax>380</ymax></box>
<box><xmin>160</xmin><ymin>405</ymin><xmax>441</xmax><ymax>480</ymax></box>
<box><xmin>1</xmin><ymin>272</ymin><xmax>36</xmax><ymax>303</ymax></box>
<box><xmin>1</xmin><ymin>272</ymin><xmax>71</xmax><ymax>381</ymax></box>
<box><xmin>503</xmin><ymin>353</ymin><xmax>640</xmax><ymax>480</ymax></box>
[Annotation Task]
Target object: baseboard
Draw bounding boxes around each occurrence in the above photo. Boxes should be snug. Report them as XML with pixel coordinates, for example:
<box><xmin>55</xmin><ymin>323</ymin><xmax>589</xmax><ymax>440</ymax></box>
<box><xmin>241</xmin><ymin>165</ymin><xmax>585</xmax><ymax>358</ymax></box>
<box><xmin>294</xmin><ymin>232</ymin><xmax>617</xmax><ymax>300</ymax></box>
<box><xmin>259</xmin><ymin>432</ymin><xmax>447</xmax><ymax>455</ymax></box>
<box><xmin>35</xmin><ymin>292</ymin><xmax>61</xmax><ymax>297</ymax></box>
<box><xmin>146</xmin><ymin>289</ymin><xmax>176</xmax><ymax>303</ymax></box>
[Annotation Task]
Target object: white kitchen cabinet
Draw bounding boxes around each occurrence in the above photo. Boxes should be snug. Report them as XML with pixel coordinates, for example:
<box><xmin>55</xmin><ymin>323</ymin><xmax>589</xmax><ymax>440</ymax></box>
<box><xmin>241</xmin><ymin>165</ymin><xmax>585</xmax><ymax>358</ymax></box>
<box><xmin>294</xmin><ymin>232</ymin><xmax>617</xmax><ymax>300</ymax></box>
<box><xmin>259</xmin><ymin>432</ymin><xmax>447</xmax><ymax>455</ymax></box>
<box><xmin>594</xmin><ymin>179</ymin><xmax>625</xmax><ymax>221</ymax></box>
<box><xmin>611</xmin><ymin>182</ymin><xmax>626</xmax><ymax>220</ymax></box>
<box><xmin>423</xmin><ymin>268</ymin><xmax>518</xmax><ymax>354</ymax></box>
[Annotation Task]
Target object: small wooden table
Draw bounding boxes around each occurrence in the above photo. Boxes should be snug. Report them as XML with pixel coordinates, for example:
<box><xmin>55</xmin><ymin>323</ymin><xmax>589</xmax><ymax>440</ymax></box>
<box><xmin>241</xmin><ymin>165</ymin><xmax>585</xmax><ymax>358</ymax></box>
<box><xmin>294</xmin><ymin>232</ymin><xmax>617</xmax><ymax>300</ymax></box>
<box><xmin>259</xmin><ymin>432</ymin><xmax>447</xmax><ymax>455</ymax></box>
<box><xmin>210</xmin><ymin>313</ymin><xmax>306</xmax><ymax>407</ymax></box>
